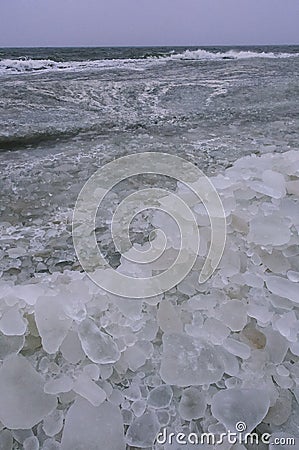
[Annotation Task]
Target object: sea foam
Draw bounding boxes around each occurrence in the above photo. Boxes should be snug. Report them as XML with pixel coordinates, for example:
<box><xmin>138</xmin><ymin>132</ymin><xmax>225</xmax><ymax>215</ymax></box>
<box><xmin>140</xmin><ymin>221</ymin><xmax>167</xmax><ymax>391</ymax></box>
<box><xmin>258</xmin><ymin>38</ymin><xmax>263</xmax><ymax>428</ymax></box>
<box><xmin>0</xmin><ymin>48</ymin><xmax>298</xmax><ymax>75</ymax></box>
<box><xmin>170</xmin><ymin>48</ymin><xmax>299</xmax><ymax>60</ymax></box>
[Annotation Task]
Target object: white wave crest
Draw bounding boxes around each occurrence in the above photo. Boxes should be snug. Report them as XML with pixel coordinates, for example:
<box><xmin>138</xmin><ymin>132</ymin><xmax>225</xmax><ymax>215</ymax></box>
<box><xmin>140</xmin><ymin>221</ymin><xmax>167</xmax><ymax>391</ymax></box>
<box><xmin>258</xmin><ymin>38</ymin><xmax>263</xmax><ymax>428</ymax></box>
<box><xmin>0</xmin><ymin>58</ymin><xmax>70</xmax><ymax>73</ymax></box>
<box><xmin>0</xmin><ymin>49</ymin><xmax>298</xmax><ymax>75</ymax></box>
<box><xmin>170</xmin><ymin>48</ymin><xmax>299</xmax><ymax>61</ymax></box>
<box><xmin>0</xmin><ymin>57</ymin><xmax>150</xmax><ymax>75</ymax></box>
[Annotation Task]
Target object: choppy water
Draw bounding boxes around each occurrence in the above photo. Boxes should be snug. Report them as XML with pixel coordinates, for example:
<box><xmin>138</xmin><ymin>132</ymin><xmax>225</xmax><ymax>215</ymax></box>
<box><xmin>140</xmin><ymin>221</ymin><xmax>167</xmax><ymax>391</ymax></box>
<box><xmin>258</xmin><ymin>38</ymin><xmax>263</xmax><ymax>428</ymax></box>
<box><xmin>0</xmin><ymin>46</ymin><xmax>298</xmax><ymax>280</ymax></box>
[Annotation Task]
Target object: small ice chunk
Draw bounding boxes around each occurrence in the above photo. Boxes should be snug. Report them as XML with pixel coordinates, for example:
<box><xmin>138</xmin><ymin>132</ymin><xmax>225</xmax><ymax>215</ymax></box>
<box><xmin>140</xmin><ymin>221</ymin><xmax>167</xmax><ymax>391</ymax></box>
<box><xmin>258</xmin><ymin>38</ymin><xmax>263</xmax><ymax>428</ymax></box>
<box><xmin>242</xmin><ymin>272</ymin><xmax>264</xmax><ymax>288</ymax></box>
<box><xmin>177</xmin><ymin>278</ymin><xmax>197</xmax><ymax>296</ymax></box>
<box><xmin>131</xmin><ymin>400</ymin><xmax>146</xmax><ymax>417</ymax></box>
<box><xmin>59</xmin><ymin>291</ymin><xmax>87</xmax><ymax>322</ymax></box>
<box><xmin>187</xmin><ymin>292</ymin><xmax>218</xmax><ymax>311</ymax></box>
<box><xmin>122</xmin><ymin>409</ymin><xmax>133</xmax><ymax>425</ymax></box>
<box><xmin>276</xmin><ymin>365</ymin><xmax>289</xmax><ymax>377</ymax></box>
<box><xmin>262</xmin><ymin>250</ymin><xmax>291</xmax><ymax>274</ymax></box>
<box><xmin>266</xmin><ymin>276</ymin><xmax>299</xmax><ymax>304</ymax></box>
<box><xmin>287</xmin><ymin>270</ymin><xmax>299</xmax><ymax>282</ymax></box>
<box><xmin>61</xmin><ymin>398</ymin><xmax>125</xmax><ymax>450</ymax></box>
<box><xmin>35</xmin><ymin>295</ymin><xmax>72</xmax><ymax>354</ymax></box>
<box><xmin>157</xmin><ymin>300</ymin><xmax>183</xmax><ymax>333</ymax></box>
<box><xmin>231</xmin><ymin>212</ymin><xmax>249</xmax><ymax>233</ymax></box>
<box><xmin>126</xmin><ymin>411</ymin><xmax>160</xmax><ymax>448</ymax></box>
<box><xmin>216</xmin><ymin>300</ymin><xmax>247</xmax><ymax>331</ymax></box>
<box><xmin>78</xmin><ymin>318</ymin><xmax>120</xmax><ymax>364</ymax></box>
<box><xmin>100</xmin><ymin>380</ymin><xmax>113</xmax><ymax>397</ymax></box>
<box><xmin>264</xmin><ymin>389</ymin><xmax>292</xmax><ymax>426</ymax></box>
<box><xmin>135</xmin><ymin>318</ymin><xmax>158</xmax><ymax>341</ymax></box>
<box><xmin>185</xmin><ymin>312</ymin><xmax>204</xmax><ymax>338</ymax></box>
<box><xmin>123</xmin><ymin>384</ymin><xmax>141</xmax><ymax>401</ymax></box>
<box><xmin>83</xmin><ymin>364</ymin><xmax>100</xmax><ymax>380</ymax></box>
<box><xmin>211</xmin><ymin>388</ymin><xmax>270</xmax><ymax>433</ymax></box>
<box><xmin>273</xmin><ymin>373</ymin><xmax>293</xmax><ymax>389</ymax></box>
<box><xmin>275</xmin><ymin>311</ymin><xmax>298</xmax><ymax>342</ymax></box>
<box><xmin>60</xmin><ymin>330</ymin><xmax>85</xmax><ymax>364</ymax></box>
<box><xmin>281</xmin><ymin>198</ymin><xmax>299</xmax><ymax>224</ymax></box>
<box><xmin>44</xmin><ymin>375</ymin><xmax>73</xmax><ymax>395</ymax></box>
<box><xmin>251</xmin><ymin>170</ymin><xmax>286</xmax><ymax>199</ymax></box>
<box><xmin>43</xmin><ymin>409</ymin><xmax>64</xmax><ymax>437</ymax></box>
<box><xmin>0</xmin><ymin>355</ymin><xmax>56</xmax><ymax>429</ymax></box>
<box><xmin>212</xmin><ymin>174</ymin><xmax>235</xmax><ymax>190</ymax></box>
<box><xmin>199</xmin><ymin>318</ymin><xmax>230</xmax><ymax>345</ymax></box>
<box><xmin>269</xmin><ymin>293</ymin><xmax>293</xmax><ymax>310</ymax></box>
<box><xmin>219</xmin><ymin>348</ymin><xmax>240</xmax><ymax>377</ymax></box>
<box><xmin>223</xmin><ymin>338</ymin><xmax>251</xmax><ymax>359</ymax></box>
<box><xmin>41</xmin><ymin>438</ymin><xmax>60</xmax><ymax>449</ymax></box>
<box><xmin>263</xmin><ymin>328</ymin><xmax>289</xmax><ymax>364</ymax></box>
<box><xmin>100</xmin><ymin>365</ymin><xmax>113</xmax><ymax>380</ymax></box>
<box><xmin>219</xmin><ymin>249</ymin><xmax>240</xmax><ymax>277</ymax></box>
<box><xmin>14</xmin><ymin>284</ymin><xmax>44</xmax><ymax>306</ymax></box>
<box><xmin>247</xmin><ymin>303</ymin><xmax>273</xmax><ymax>325</ymax></box>
<box><xmin>286</xmin><ymin>180</ymin><xmax>299</xmax><ymax>196</ymax></box>
<box><xmin>7</xmin><ymin>247</ymin><xmax>27</xmax><ymax>258</ymax></box>
<box><xmin>148</xmin><ymin>385</ymin><xmax>173</xmax><ymax>409</ymax></box>
<box><xmin>0</xmin><ymin>430</ymin><xmax>13</xmax><ymax>449</ymax></box>
<box><xmin>73</xmin><ymin>373</ymin><xmax>106</xmax><ymax>406</ymax></box>
<box><xmin>248</xmin><ymin>215</ymin><xmax>291</xmax><ymax>246</ymax></box>
<box><xmin>0</xmin><ymin>306</ymin><xmax>27</xmax><ymax>336</ymax></box>
<box><xmin>193</xmin><ymin>203</ymin><xmax>210</xmax><ymax>226</ymax></box>
<box><xmin>178</xmin><ymin>387</ymin><xmax>206</xmax><ymax>420</ymax></box>
<box><xmin>290</xmin><ymin>341</ymin><xmax>299</xmax><ymax>356</ymax></box>
<box><xmin>12</xmin><ymin>429</ymin><xmax>33</xmax><ymax>444</ymax></box>
<box><xmin>283</xmin><ymin>245</ymin><xmax>299</xmax><ymax>257</ymax></box>
<box><xmin>160</xmin><ymin>333</ymin><xmax>224</xmax><ymax>386</ymax></box>
<box><xmin>157</xmin><ymin>410</ymin><xmax>170</xmax><ymax>426</ymax></box>
<box><xmin>112</xmin><ymin>296</ymin><xmax>143</xmax><ymax>320</ymax></box>
<box><xmin>109</xmin><ymin>388</ymin><xmax>123</xmax><ymax>406</ymax></box>
<box><xmin>123</xmin><ymin>341</ymin><xmax>153</xmax><ymax>371</ymax></box>
<box><xmin>23</xmin><ymin>436</ymin><xmax>39</xmax><ymax>450</ymax></box>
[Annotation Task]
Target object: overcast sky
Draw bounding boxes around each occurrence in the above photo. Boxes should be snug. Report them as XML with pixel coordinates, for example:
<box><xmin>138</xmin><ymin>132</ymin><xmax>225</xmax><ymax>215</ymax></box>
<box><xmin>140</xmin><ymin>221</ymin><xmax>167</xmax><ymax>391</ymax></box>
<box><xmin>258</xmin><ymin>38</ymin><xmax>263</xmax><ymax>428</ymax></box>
<box><xmin>0</xmin><ymin>0</ymin><xmax>298</xmax><ymax>47</ymax></box>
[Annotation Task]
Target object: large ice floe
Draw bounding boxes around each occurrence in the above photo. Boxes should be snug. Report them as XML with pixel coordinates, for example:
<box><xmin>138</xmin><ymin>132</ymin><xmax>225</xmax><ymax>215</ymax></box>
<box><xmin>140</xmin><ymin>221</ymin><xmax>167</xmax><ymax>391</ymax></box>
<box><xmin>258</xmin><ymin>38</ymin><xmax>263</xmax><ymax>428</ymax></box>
<box><xmin>0</xmin><ymin>150</ymin><xmax>299</xmax><ymax>449</ymax></box>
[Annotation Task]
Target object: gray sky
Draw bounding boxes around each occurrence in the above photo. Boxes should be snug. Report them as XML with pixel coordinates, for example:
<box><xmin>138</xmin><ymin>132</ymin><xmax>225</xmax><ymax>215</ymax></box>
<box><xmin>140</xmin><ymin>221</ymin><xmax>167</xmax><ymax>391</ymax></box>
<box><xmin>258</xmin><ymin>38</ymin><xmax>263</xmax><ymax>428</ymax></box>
<box><xmin>0</xmin><ymin>0</ymin><xmax>298</xmax><ymax>47</ymax></box>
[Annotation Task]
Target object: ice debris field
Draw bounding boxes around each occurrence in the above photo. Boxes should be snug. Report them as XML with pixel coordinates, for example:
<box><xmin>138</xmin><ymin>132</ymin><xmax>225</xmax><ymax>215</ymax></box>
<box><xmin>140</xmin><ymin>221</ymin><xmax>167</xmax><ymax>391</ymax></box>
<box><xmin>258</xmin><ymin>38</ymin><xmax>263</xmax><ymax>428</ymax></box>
<box><xmin>0</xmin><ymin>150</ymin><xmax>299</xmax><ymax>449</ymax></box>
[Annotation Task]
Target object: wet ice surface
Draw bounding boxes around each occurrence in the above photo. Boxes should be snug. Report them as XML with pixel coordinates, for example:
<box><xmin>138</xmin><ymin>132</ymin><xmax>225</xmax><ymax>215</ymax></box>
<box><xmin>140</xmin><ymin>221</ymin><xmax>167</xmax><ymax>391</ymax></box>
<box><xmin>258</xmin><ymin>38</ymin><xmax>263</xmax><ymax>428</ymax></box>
<box><xmin>0</xmin><ymin>355</ymin><xmax>56</xmax><ymax>429</ymax></box>
<box><xmin>0</xmin><ymin>50</ymin><xmax>299</xmax><ymax>448</ymax></box>
<box><xmin>0</xmin><ymin>150</ymin><xmax>298</xmax><ymax>448</ymax></box>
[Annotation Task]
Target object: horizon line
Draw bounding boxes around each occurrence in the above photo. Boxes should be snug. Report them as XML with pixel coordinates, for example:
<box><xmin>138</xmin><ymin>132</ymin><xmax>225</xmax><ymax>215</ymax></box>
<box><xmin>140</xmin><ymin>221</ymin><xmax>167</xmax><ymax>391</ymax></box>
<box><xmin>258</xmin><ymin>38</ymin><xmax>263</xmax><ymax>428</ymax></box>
<box><xmin>0</xmin><ymin>42</ymin><xmax>298</xmax><ymax>50</ymax></box>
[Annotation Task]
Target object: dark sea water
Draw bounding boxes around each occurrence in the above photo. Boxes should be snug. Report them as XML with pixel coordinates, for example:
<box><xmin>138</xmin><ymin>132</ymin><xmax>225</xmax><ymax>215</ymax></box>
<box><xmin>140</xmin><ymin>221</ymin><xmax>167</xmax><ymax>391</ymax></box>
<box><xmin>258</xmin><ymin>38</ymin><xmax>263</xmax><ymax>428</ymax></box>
<box><xmin>0</xmin><ymin>46</ymin><xmax>298</xmax><ymax>278</ymax></box>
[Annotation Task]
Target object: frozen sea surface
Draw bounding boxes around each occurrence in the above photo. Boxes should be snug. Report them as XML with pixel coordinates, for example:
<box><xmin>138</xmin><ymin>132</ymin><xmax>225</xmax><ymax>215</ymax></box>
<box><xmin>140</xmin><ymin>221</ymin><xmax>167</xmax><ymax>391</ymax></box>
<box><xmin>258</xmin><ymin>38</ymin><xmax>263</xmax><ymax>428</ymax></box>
<box><xmin>0</xmin><ymin>46</ymin><xmax>298</xmax><ymax>448</ymax></box>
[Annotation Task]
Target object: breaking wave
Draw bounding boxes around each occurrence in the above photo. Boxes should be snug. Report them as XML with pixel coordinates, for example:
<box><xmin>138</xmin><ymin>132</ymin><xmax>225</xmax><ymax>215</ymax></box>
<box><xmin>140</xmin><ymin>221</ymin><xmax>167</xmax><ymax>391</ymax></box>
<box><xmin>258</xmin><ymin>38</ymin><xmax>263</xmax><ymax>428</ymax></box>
<box><xmin>169</xmin><ymin>48</ymin><xmax>299</xmax><ymax>61</ymax></box>
<box><xmin>0</xmin><ymin>49</ymin><xmax>298</xmax><ymax>75</ymax></box>
<box><xmin>0</xmin><ymin>57</ymin><xmax>149</xmax><ymax>75</ymax></box>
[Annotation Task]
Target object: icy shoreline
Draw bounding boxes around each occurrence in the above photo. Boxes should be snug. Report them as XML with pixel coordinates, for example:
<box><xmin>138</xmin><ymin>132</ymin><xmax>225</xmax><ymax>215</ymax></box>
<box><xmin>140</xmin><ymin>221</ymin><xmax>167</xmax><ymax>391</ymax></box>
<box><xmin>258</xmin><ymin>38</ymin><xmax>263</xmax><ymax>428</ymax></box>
<box><xmin>0</xmin><ymin>150</ymin><xmax>299</xmax><ymax>448</ymax></box>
